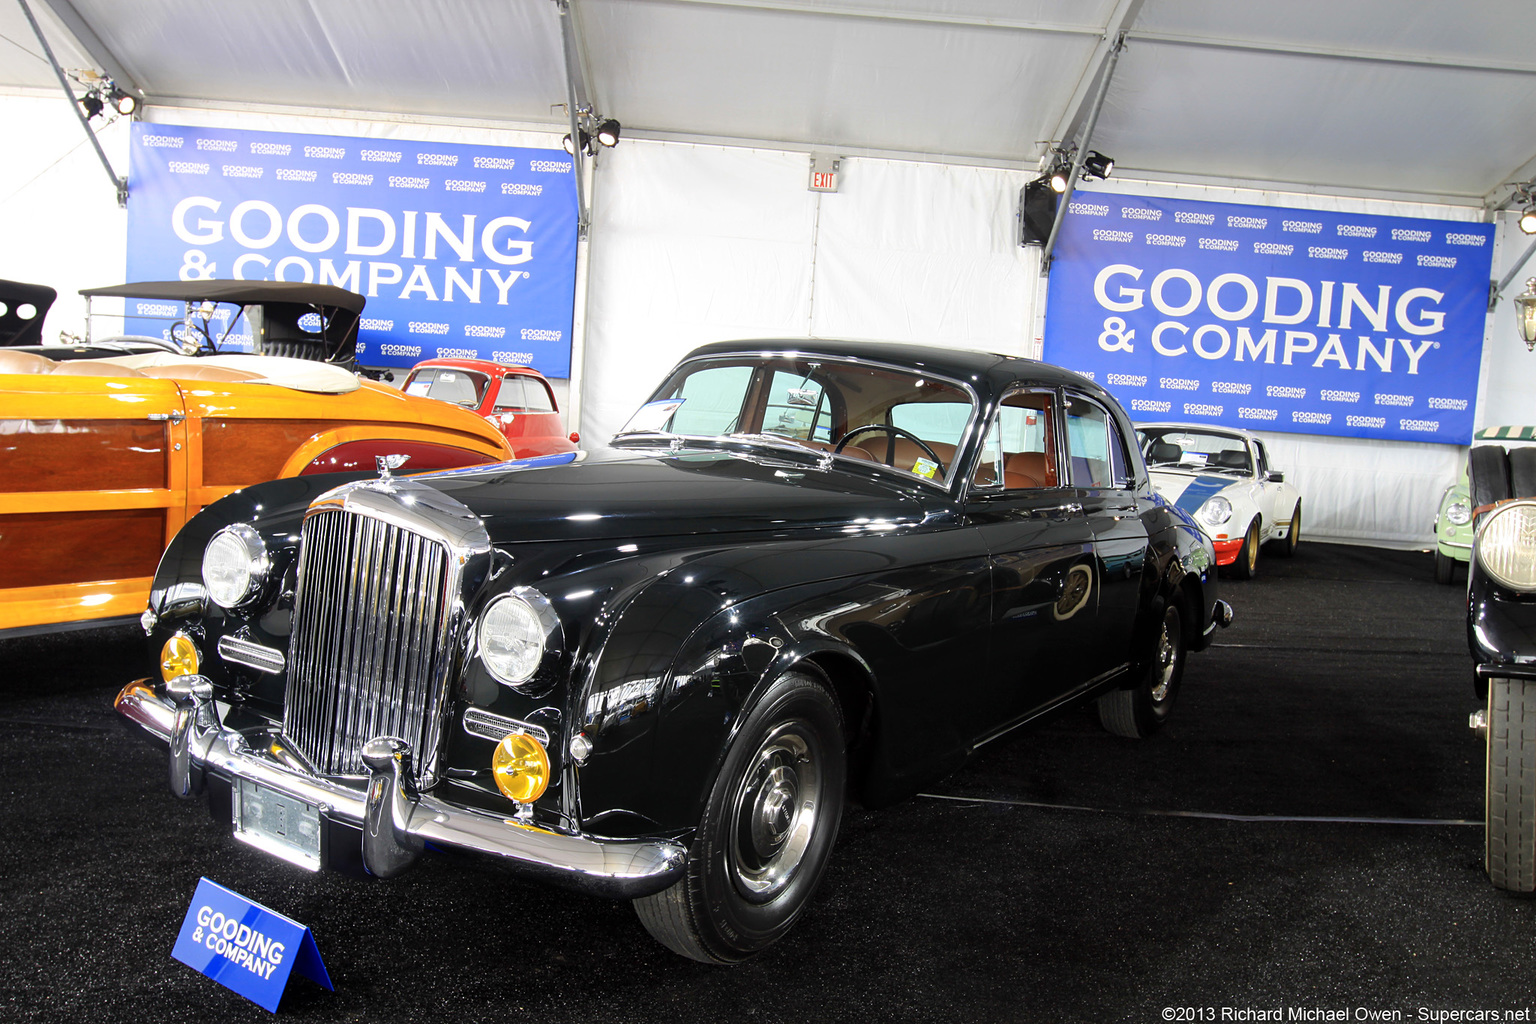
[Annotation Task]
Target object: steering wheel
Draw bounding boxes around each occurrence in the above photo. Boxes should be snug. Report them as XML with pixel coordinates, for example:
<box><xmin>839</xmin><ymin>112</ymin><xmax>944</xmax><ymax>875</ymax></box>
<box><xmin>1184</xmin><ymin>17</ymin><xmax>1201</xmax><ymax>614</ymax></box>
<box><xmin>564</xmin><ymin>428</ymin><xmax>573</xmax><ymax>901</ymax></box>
<box><xmin>833</xmin><ymin>424</ymin><xmax>946</xmax><ymax>475</ymax></box>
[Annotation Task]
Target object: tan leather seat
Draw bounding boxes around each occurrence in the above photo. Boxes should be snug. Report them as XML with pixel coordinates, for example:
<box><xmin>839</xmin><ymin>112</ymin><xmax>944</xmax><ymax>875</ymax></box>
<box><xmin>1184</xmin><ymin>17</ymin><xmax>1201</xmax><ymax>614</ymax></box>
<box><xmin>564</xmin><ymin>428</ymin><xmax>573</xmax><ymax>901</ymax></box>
<box><xmin>1005</xmin><ymin>451</ymin><xmax>1054</xmax><ymax>488</ymax></box>
<box><xmin>48</xmin><ymin>359</ymin><xmax>148</xmax><ymax>377</ymax></box>
<box><xmin>137</xmin><ymin>363</ymin><xmax>261</xmax><ymax>382</ymax></box>
<box><xmin>854</xmin><ymin>437</ymin><xmax>956</xmax><ymax>476</ymax></box>
<box><xmin>0</xmin><ymin>350</ymin><xmax>57</xmax><ymax>374</ymax></box>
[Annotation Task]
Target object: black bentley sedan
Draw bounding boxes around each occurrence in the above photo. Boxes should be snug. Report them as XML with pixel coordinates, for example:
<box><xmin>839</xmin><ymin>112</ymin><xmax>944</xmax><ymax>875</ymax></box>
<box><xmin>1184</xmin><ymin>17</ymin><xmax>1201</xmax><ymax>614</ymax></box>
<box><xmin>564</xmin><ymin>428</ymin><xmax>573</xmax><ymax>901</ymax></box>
<box><xmin>117</xmin><ymin>338</ymin><xmax>1231</xmax><ymax>963</ymax></box>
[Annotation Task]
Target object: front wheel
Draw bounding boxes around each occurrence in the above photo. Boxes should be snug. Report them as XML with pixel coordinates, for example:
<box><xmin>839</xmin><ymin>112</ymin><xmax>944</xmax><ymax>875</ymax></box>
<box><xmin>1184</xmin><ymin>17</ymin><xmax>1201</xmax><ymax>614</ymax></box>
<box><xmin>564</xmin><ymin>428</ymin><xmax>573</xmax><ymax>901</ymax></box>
<box><xmin>1098</xmin><ymin>600</ymin><xmax>1185</xmax><ymax>738</ymax></box>
<box><xmin>1486</xmin><ymin>676</ymin><xmax>1536</xmax><ymax>892</ymax></box>
<box><xmin>1228</xmin><ymin>519</ymin><xmax>1260</xmax><ymax>580</ymax></box>
<box><xmin>1434</xmin><ymin>549</ymin><xmax>1456</xmax><ymax>585</ymax></box>
<box><xmin>633</xmin><ymin>670</ymin><xmax>847</xmax><ymax>963</ymax></box>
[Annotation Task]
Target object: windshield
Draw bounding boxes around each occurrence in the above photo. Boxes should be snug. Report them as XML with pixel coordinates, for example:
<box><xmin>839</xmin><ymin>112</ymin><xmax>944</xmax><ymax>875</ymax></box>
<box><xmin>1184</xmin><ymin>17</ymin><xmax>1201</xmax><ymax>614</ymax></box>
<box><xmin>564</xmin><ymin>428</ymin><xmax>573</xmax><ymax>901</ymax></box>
<box><xmin>403</xmin><ymin>367</ymin><xmax>490</xmax><ymax>408</ymax></box>
<box><xmin>621</xmin><ymin>355</ymin><xmax>976</xmax><ymax>486</ymax></box>
<box><xmin>1138</xmin><ymin>428</ymin><xmax>1252</xmax><ymax>475</ymax></box>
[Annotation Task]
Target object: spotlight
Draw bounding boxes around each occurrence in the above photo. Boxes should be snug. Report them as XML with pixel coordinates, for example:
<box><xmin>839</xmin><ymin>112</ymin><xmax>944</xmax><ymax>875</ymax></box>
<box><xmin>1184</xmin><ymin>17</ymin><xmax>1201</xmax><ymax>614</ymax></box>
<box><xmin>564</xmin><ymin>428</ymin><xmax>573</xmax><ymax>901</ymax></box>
<box><xmin>562</xmin><ymin>129</ymin><xmax>592</xmax><ymax>156</ymax></box>
<box><xmin>595</xmin><ymin>118</ymin><xmax>621</xmax><ymax>147</ymax></box>
<box><xmin>110</xmin><ymin>87</ymin><xmax>137</xmax><ymax>115</ymax></box>
<box><xmin>1521</xmin><ymin>207</ymin><xmax>1536</xmax><ymax>235</ymax></box>
<box><xmin>1082</xmin><ymin>150</ymin><xmax>1114</xmax><ymax>180</ymax></box>
<box><xmin>78</xmin><ymin>91</ymin><xmax>103</xmax><ymax>120</ymax></box>
<box><xmin>1048</xmin><ymin>166</ymin><xmax>1069</xmax><ymax>193</ymax></box>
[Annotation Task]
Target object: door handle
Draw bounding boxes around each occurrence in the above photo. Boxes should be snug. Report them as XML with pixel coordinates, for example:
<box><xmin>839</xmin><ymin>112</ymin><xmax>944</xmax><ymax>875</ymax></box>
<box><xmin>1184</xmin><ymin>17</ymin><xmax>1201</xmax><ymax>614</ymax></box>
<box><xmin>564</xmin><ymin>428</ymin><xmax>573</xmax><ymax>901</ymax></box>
<box><xmin>149</xmin><ymin>411</ymin><xmax>186</xmax><ymax>424</ymax></box>
<box><xmin>1034</xmin><ymin>502</ymin><xmax>1083</xmax><ymax>516</ymax></box>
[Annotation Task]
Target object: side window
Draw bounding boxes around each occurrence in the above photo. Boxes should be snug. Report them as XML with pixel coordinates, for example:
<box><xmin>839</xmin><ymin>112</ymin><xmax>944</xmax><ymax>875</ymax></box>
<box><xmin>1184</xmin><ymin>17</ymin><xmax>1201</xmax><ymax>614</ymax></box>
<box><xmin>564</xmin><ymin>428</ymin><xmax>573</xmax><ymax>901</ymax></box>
<box><xmin>664</xmin><ymin>364</ymin><xmax>754</xmax><ymax>435</ymax></box>
<box><xmin>1253</xmin><ymin>441</ymin><xmax>1270</xmax><ymax>477</ymax></box>
<box><xmin>975</xmin><ymin>389</ymin><xmax>1058</xmax><ymax>490</ymax></box>
<box><xmin>1063</xmin><ymin>394</ymin><xmax>1131</xmax><ymax>488</ymax></box>
<box><xmin>495</xmin><ymin>375</ymin><xmax>556</xmax><ymax>414</ymax></box>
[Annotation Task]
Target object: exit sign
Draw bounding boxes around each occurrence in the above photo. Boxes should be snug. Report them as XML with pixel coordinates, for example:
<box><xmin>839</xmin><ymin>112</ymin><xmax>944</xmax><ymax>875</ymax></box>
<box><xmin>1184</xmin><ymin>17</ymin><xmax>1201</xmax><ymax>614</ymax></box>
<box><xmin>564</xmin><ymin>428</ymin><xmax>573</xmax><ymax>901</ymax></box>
<box><xmin>808</xmin><ymin>154</ymin><xmax>840</xmax><ymax>193</ymax></box>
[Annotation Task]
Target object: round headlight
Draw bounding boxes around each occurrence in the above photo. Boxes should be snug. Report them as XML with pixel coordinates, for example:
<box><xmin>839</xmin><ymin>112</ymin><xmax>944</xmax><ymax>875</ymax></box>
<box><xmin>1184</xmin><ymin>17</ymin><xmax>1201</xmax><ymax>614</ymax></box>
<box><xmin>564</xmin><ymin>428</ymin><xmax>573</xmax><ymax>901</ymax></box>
<box><xmin>1196</xmin><ymin>495</ymin><xmax>1233</xmax><ymax>528</ymax></box>
<box><xmin>1476</xmin><ymin>501</ymin><xmax>1536</xmax><ymax>592</ymax></box>
<box><xmin>202</xmin><ymin>524</ymin><xmax>269</xmax><ymax>609</ymax></box>
<box><xmin>479</xmin><ymin>592</ymin><xmax>550</xmax><ymax>685</ymax></box>
<box><xmin>1446</xmin><ymin>500</ymin><xmax>1472</xmax><ymax>527</ymax></box>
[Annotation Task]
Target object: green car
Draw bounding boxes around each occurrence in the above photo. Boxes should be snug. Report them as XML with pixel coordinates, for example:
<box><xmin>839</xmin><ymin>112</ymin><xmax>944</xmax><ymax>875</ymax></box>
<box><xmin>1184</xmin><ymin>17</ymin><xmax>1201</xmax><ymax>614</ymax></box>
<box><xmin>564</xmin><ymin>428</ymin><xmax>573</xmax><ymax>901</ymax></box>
<box><xmin>1436</xmin><ymin>426</ymin><xmax>1536</xmax><ymax>584</ymax></box>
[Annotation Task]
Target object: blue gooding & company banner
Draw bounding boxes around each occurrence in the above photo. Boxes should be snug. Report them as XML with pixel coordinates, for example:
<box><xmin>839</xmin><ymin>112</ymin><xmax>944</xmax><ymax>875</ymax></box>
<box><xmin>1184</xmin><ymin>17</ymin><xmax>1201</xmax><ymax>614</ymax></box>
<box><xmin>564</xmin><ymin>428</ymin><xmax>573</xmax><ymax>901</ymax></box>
<box><xmin>125</xmin><ymin>122</ymin><xmax>579</xmax><ymax>376</ymax></box>
<box><xmin>1040</xmin><ymin>192</ymin><xmax>1495</xmax><ymax>445</ymax></box>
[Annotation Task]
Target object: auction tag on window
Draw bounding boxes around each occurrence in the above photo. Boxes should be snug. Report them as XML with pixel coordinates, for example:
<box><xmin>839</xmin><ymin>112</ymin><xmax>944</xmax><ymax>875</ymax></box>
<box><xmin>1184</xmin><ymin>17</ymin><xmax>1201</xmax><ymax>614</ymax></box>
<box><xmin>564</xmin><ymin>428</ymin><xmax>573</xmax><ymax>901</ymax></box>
<box><xmin>171</xmin><ymin>877</ymin><xmax>333</xmax><ymax>1013</ymax></box>
<box><xmin>911</xmin><ymin>457</ymin><xmax>938</xmax><ymax>479</ymax></box>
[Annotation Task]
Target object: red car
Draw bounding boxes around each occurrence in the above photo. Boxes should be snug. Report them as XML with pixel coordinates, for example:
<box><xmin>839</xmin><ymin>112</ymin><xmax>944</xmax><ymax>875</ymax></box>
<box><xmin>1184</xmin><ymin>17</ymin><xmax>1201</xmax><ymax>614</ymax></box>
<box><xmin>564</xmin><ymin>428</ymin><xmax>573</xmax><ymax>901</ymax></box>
<box><xmin>401</xmin><ymin>358</ymin><xmax>579</xmax><ymax>457</ymax></box>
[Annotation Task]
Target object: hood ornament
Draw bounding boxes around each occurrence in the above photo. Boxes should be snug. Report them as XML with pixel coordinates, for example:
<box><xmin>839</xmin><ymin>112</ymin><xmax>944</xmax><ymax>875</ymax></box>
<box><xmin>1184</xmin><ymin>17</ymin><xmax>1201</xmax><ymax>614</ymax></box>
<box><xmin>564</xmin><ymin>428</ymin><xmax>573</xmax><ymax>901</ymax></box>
<box><xmin>376</xmin><ymin>453</ymin><xmax>412</xmax><ymax>479</ymax></box>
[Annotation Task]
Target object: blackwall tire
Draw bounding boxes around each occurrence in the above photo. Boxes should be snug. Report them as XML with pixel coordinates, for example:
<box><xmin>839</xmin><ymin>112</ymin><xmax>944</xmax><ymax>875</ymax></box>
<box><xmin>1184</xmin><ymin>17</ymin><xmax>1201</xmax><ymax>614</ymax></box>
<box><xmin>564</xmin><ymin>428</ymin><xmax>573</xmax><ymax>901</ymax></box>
<box><xmin>1434</xmin><ymin>549</ymin><xmax>1456</xmax><ymax>586</ymax></box>
<box><xmin>633</xmin><ymin>670</ymin><xmax>846</xmax><ymax>962</ymax></box>
<box><xmin>1098</xmin><ymin>601</ymin><xmax>1185</xmax><ymax>739</ymax></box>
<box><xmin>1486</xmin><ymin>676</ymin><xmax>1536</xmax><ymax>892</ymax></box>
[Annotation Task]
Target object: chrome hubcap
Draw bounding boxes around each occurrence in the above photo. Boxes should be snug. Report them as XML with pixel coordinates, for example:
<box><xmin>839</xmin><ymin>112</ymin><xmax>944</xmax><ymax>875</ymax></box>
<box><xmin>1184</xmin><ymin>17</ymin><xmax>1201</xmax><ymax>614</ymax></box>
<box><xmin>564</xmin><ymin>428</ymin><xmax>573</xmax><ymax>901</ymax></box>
<box><xmin>1149</xmin><ymin>612</ymin><xmax>1178</xmax><ymax>703</ymax></box>
<box><xmin>729</xmin><ymin>726</ymin><xmax>820</xmax><ymax>902</ymax></box>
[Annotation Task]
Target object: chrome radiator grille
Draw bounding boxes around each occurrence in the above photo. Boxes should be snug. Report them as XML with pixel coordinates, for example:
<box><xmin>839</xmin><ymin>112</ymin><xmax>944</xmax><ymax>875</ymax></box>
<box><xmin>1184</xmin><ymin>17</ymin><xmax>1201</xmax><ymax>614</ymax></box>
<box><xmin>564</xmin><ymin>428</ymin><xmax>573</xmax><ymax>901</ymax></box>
<box><xmin>282</xmin><ymin>507</ymin><xmax>455</xmax><ymax>783</ymax></box>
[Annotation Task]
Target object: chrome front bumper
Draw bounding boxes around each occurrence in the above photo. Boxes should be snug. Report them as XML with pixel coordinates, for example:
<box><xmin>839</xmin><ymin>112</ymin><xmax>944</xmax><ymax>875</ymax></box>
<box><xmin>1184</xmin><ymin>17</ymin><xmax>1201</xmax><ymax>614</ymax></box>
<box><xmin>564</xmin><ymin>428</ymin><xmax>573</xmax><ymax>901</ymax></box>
<box><xmin>114</xmin><ymin>679</ymin><xmax>687</xmax><ymax>900</ymax></box>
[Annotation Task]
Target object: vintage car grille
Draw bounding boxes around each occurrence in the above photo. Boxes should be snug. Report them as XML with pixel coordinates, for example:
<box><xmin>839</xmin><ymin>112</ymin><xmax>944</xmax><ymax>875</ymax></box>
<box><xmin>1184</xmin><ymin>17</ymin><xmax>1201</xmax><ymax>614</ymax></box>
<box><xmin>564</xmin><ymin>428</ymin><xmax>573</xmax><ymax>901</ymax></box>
<box><xmin>282</xmin><ymin>506</ymin><xmax>455</xmax><ymax>784</ymax></box>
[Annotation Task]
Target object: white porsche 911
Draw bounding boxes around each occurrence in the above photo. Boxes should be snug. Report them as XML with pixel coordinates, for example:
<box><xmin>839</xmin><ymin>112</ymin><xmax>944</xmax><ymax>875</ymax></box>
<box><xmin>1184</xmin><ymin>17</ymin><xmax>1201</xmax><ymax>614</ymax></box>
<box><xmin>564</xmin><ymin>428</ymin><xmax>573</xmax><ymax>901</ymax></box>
<box><xmin>1135</xmin><ymin>423</ymin><xmax>1303</xmax><ymax>579</ymax></box>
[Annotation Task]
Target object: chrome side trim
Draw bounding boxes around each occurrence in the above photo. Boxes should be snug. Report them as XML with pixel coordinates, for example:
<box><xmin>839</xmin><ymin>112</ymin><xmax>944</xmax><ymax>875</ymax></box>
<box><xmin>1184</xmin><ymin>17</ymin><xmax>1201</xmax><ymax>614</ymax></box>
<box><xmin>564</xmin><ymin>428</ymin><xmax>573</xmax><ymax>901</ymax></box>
<box><xmin>217</xmin><ymin>635</ymin><xmax>286</xmax><ymax>675</ymax></box>
<box><xmin>115</xmin><ymin>681</ymin><xmax>687</xmax><ymax>899</ymax></box>
<box><xmin>462</xmin><ymin>707</ymin><xmax>552</xmax><ymax>746</ymax></box>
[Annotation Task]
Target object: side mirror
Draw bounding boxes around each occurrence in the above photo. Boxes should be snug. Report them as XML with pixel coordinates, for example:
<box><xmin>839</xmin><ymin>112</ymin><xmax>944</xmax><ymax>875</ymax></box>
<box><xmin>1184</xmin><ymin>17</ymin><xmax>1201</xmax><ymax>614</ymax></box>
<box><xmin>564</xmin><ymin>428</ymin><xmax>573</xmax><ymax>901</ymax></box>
<box><xmin>1266</xmin><ymin>470</ymin><xmax>1284</xmax><ymax>483</ymax></box>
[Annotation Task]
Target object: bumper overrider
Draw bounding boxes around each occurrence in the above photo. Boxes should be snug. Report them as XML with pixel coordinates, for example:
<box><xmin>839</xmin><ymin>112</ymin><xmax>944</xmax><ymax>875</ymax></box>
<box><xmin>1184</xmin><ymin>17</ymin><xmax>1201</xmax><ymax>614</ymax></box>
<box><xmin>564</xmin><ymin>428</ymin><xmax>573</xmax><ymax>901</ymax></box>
<box><xmin>114</xmin><ymin>678</ymin><xmax>686</xmax><ymax>900</ymax></box>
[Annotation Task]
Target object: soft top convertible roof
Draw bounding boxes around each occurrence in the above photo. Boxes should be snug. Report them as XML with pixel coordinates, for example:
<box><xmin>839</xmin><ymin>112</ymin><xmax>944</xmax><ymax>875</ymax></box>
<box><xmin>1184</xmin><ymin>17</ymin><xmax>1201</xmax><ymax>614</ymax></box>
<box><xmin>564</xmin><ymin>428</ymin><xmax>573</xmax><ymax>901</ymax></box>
<box><xmin>80</xmin><ymin>280</ymin><xmax>365</xmax><ymax>313</ymax></box>
<box><xmin>80</xmin><ymin>280</ymin><xmax>364</xmax><ymax>365</ymax></box>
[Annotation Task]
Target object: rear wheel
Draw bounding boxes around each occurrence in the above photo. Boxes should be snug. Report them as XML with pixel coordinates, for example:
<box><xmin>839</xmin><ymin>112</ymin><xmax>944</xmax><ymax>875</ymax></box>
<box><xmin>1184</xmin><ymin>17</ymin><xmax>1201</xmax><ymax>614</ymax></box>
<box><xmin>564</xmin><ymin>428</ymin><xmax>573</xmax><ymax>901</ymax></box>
<box><xmin>1486</xmin><ymin>676</ymin><xmax>1536</xmax><ymax>892</ymax></box>
<box><xmin>1098</xmin><ymin>601</ymin><xmax>1185</xmax><ymax>739</ymax></box>
<box><xmin>1274</xmin><ymin>503</ymin><xmax>1301</xmax><ymax>558</ymax></box>
<box><xmin>633</xmin><ymin>670</ymin><xmax>846</xmax><ymax>962</ymax></box>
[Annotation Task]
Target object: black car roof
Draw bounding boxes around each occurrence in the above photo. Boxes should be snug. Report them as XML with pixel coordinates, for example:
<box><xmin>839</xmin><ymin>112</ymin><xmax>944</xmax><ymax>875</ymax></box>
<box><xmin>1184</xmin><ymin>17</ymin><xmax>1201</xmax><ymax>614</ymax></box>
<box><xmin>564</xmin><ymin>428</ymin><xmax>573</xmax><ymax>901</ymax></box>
<box><xmin>80</xmin><ymin>280</ymin><xmax>366</xmax><ymax>313</ymax></box>
<box><xmin>681</xmin><ymin>338</ymin><xmax>1099</xmax><ymax>397</ymax></box>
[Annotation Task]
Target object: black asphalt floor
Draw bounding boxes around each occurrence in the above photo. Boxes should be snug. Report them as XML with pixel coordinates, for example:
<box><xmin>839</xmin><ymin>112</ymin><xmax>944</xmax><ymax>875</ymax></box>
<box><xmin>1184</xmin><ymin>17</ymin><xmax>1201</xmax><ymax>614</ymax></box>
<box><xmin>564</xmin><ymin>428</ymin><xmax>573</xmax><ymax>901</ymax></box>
<box><xmin>3</xmin><ymin>542</ymin><xmax>1530</xmax><ymax>1023</ymax></box>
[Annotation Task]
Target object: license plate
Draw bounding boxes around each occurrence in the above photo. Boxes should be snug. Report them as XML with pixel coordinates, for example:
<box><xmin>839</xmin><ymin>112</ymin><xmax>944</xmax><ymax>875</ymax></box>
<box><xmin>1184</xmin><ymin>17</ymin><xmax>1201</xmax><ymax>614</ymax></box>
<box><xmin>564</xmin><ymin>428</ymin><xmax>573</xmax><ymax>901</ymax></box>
<box><xmin>232</xmin><ymin>779</ymin><xmax>322</xmax><ymax>871</ymax></box>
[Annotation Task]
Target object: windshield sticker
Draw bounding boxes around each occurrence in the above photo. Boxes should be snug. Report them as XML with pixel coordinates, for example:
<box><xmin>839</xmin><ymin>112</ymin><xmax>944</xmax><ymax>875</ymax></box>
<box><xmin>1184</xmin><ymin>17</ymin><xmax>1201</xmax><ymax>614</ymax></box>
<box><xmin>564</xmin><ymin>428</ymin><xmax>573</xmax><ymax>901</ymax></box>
<box><xmin>912</xmin><ymin>457</ymin><xmax>939</xmax><ymax>479</ymax></box>
<box><xmin>404</xmin><ymin>381</ymin><xmax>432</xmax><ymax>396</ymax></box>
<box><xmin>624</xmin><ymin>399</ymin><xmax>684</xmax><ymax>433</ymax></box>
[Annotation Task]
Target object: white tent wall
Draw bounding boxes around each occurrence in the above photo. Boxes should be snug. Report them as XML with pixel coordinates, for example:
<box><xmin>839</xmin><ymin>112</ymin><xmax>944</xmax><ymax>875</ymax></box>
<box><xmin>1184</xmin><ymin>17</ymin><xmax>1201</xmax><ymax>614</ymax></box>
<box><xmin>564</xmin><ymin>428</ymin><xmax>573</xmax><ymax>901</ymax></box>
<box><xmin>580</xmin><ymin>141</ymin><xmax>1040</xmax><ymax>444</ymax></box>
<box><xmin>0</xmin><ymin>93</ymin><xmax>130</xmax><ymax>337</ymax></box>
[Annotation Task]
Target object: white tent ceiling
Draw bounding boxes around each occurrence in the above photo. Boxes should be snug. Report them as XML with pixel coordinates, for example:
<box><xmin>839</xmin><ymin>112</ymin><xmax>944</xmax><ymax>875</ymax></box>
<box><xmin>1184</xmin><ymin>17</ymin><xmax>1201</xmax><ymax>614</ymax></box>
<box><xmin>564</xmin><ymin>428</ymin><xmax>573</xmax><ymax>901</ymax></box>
<box><xmin>2</xmin><ymin>0</ymin><xmax>1534</xmax><ymax>208</ymax></box>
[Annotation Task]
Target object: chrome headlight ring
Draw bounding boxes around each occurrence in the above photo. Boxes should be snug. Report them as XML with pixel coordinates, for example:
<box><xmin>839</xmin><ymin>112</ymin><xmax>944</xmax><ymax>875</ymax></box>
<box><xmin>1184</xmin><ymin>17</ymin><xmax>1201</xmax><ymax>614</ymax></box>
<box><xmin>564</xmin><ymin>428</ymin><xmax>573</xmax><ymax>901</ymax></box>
<box><xmin>1445</xmin><ymin>499</ymin><xmax>1472</xmax><ymax>527</ymax></box>
<box><xmin>201</xmin><ymin>523</ymin><xmax>271</xmax><ymax>609</ymax></box>
<box><xmin>477</xmin><ymin>586</ymin><xmax>565</xmax><ymax>694</ymax></box>
<box><xmin>1475</xmin><ymin>500</ymin><xmax>1536</xmax><ymax>593</ymax></box>
<box><xmin>1196</xmin><ymin>495</ymin><xmax>1233</xmax><ymax>529</ymax></box>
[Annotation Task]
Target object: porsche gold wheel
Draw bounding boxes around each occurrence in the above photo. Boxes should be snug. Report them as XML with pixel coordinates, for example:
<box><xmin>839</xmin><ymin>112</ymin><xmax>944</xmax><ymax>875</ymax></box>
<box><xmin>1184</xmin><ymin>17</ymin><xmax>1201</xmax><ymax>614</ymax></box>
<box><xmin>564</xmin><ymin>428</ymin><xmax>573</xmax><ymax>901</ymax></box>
<box><xmin>633</xmin><ymin>669</ymin><xmax>846</xmax><ymax>963</ymax></box>
<box><xmin>1229</xmin><ymin>519</ymin><xmax>1260</xmax><ymax>580</ymax></box>
<box><xmin>1277</xmin><ymin>503</ymin><xmax>1300</xmax><ymax>558</ymax></box>
<box><xmin>1098</xmin><ymin>600</ymin><xmax>1185</xmax><ymax>739</ymax></box>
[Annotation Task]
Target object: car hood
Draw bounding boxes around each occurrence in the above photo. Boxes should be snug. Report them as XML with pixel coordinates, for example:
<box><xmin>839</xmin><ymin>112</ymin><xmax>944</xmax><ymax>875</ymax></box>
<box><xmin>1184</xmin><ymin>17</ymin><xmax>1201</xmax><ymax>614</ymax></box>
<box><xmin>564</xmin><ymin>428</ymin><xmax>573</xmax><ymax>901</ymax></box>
<box><xmin>1147</xmin><ymin>467</ymin><xmax>1239</xmax><ymax>516</ymax></box>
<box><xmin>406</xmin><ymin>443</ymin><xmax>934</xmax><ymax>544</ymax></box>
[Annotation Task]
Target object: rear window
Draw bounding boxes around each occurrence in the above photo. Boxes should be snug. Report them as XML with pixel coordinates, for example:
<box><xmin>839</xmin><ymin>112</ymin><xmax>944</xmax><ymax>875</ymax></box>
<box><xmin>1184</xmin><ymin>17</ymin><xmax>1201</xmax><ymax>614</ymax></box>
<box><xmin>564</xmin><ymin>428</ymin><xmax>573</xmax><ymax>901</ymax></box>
<box><xmin>494</xmin><ymin>374</ymin><xmax>556</xmax><ymax>413</ymax></box>
<box><xmin>404</xmin><ymin>368</ymin><xmax>489</xmax><ymax>408</ymax></box>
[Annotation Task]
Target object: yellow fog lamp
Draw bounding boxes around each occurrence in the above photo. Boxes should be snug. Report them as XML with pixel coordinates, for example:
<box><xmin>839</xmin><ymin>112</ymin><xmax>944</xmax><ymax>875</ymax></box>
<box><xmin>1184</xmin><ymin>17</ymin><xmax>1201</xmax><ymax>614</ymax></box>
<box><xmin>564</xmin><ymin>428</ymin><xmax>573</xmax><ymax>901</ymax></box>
<box><xmin>160</xmin><ymin>633</ymin><xmax>200</xmax><ymax>682</ymax></box>
<box><xmin>492</xmin><ymin>731</ymin><xmax>551</xmax><ymax>804</ymax></box>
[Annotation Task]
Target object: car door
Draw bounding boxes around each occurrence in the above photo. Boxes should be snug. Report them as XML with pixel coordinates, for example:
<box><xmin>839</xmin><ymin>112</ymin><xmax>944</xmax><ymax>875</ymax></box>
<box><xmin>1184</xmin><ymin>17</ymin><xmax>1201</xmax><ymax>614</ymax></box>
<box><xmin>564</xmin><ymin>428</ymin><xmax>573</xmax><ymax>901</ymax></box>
<box><xmin>0</xmin><ymin>370</ymin><xmax>189</xmax><ymax>631</ymax></box>
<box><xmin>1062</xmin><ymin>391</ymin><xmax>1150</xmax><ymax>680</ymax></box>
<box><xmin>966</xmin><ymin>386</ymin><xmax>1101</xmax><ymax>740</ymax></box>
